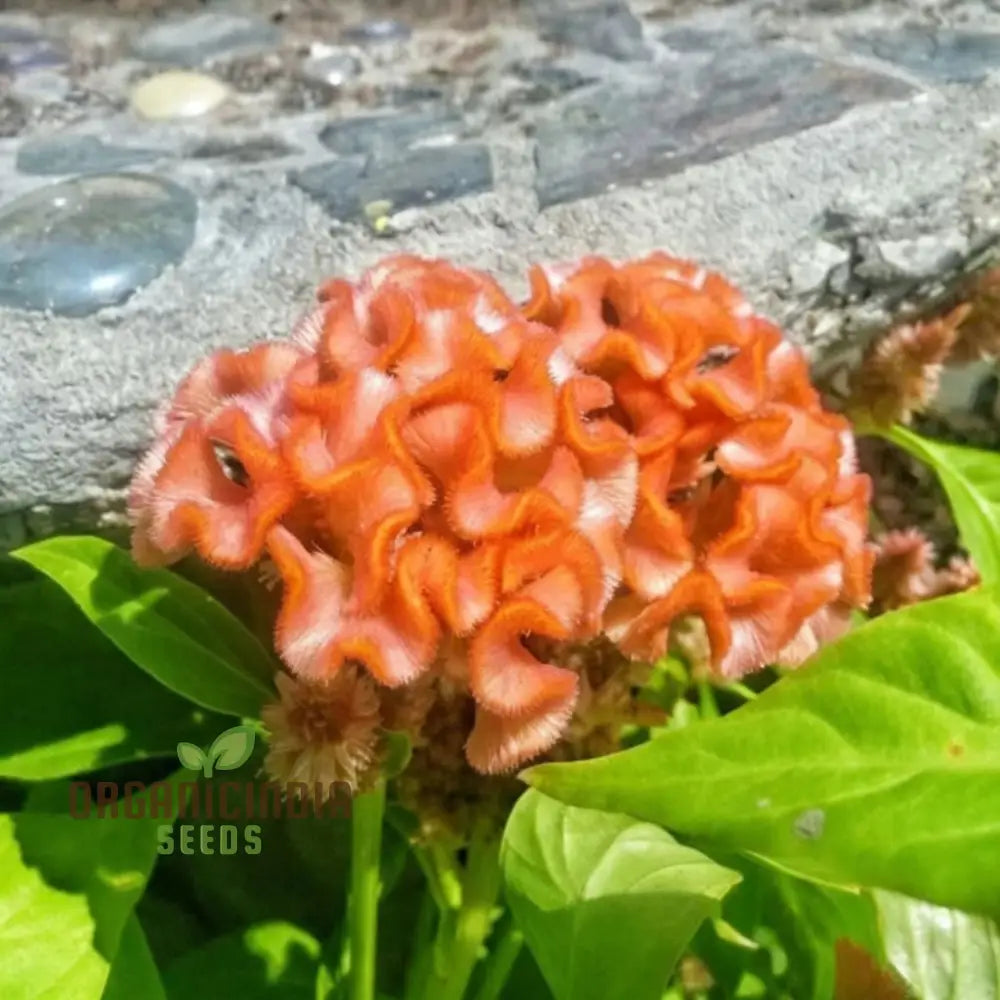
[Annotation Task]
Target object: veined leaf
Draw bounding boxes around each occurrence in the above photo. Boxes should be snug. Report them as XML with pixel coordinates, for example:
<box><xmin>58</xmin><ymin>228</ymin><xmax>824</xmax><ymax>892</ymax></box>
<box><xmin>876</xmin><ymin>891</ymin><xmax>1000</xmax><ymax>999</ymax></box>
<box><xmin>501</xmin><ymin>789</ymin><xmax>739</xmax><ymax>1000</ymax></box>
<box><xmin>525</xmin><ymin>588</ymin><xmax>1000</xmax><ymax>916</ymax></box>
<box><xmin>13</xmin><ymin>536</ymin><xmax>276</xmax><ymax>717</ymax></box>
<box><xmin>101</xmin><ymin>915</ymin><xmax>167</xmax><ymax>1000</ymax></box>
<box><xmin>0</xmin><ymin>570</ymin><xmax>225</xmax><ymax>781</ymax></box>
<box><xmin>884</xmin><ymin>425</ymin><xmax>1000</xmax><ymax>584</ymax></box>
<box><xmin>0</xmin><ymin>782</ymin><xmax>165</xmax><ymax>999</ymax></box>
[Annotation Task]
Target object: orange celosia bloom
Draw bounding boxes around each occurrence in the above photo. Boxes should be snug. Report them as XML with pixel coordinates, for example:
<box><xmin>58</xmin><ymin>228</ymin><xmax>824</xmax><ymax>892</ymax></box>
<box><xmin>130</xmin><ymin>253</ymin><xmax>873</xmax><ymax>773</ymax></box>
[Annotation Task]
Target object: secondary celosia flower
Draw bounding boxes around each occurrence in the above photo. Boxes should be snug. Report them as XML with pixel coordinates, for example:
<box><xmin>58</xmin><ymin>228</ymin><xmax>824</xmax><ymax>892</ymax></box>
<box><xmin>871</xmin><ymin>528</ymin><xmax>980</xmax><ymax>615</ymax></box>
<box><xmin>870</xmin><ymin>528</ymin><xmax>935</xmax><ymax>612</ymax></box>
<box><xmin>131</xmin><ymin>253</ymin><xmax>873</xmax><ymax>774</ymax></box>
<box><xmin>848</xmin><ymin>305</ymin><xmax>971</xmax><ymax>426</ymax></box>
<box><xmin>262</xmin><ymin>665</ymin><xmax>382</xmax><ymax>794</ymax></box>
<box><xmin>951</xmin><ymin>267</ymin><xmax>1000</xmax><ymax>362</ymax></box>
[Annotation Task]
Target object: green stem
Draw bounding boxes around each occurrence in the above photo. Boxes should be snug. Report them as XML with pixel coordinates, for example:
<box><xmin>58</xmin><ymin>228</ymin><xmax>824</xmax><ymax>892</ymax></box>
<box><xmin>404</xmin><ymin>891</ymin><xmax>438</xmax><ymax>1000</ymax></box>
<box><xmin>422</xmin><ymin>831</ymin><xmax>503</xmax><ymax>1000</ymax></box>
<box><xmin>348</xmin><ymin>781</ymin><xmax>387</xmax><ymax>1000</ymax></box>
<box><xmin>469</xmin><ymin>914</ymin><xmax>523</xmax><ymax>1000</ymax></box>
<box><xmin>412</xmin><ymin>840</ymin><xmax>464</xmax><ymax>911</ymax></box>
<box><xmin>697</xmin><ymin>680</ymin><xmax>720</xmax><ymax>719</ymax></box>
<box><xmin>724</xmin><ymin>681</ymin><xmax>757</xmax><ymax>702</ymax></box>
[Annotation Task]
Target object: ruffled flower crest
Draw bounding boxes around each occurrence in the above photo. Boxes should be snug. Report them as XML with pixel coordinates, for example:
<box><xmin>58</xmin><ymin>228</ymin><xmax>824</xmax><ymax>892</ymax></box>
<box><xmin>130</xmin><ymin>254</ymin><xmax>873</xmax><ymax>774</ymax></box>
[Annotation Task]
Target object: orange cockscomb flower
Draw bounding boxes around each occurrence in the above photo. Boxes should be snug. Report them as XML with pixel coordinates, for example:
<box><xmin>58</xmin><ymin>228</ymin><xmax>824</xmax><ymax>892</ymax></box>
<box><xmin>129</xmin><ymin>253</ymin><xmax>873</xmax><ymax>774</ymax></box>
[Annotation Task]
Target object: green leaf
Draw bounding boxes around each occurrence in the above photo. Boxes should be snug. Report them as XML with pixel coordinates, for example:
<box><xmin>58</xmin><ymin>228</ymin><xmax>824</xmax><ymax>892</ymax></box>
<box><xmin>0</xmin><ymin>572</ymin><xmax>226</xmax><ymax>781</ymax></box>
<box><xmin>162</xmin><ymin>922</ymin><xmax>322</xmax><ymax>1000</ymax></box>
<box><xmin>175</xmin><ymin>743</ymin><xmax>207</xmax><ymax>774</ymax></box>
<box><xmin>883</xmin><ymin>425</ymin><xmax>1000</xmax><ymax>583</ymax></box>
<box><xmin>0</xmin><ymin>782</ymin><xmax>165</xmax><ymax>999</ymax></box>
<box><xmin>101</xmin><ymin>915</ymin><xmax>167</xmax><ymax>1000</ymax></box>
<box><xmin>0</xmin><ymin>813</ymin><xmax>107</xmax><ymax>999</ymax></box>
<box><xmin>524</xmin><ymin>587</ymin><xmax>1000</xmax><ymax>916</ymax></box>
<box><xmin>13</xmin><ymin>536</ymin><xmax>276</xmax><ymax>717</ymax></box>
<box><xmin>876</xmin><ymin>890</ymin><xmax>1000</xmax><ymax>999</ymax></box>
<box><xmin>697</xmin><ymin>855</ymin><xmax>883</xmax><ymax>1000</ymax></box>
<box><xmin>208</xmin><ymin>725</ymin><xmax>256</xmax><ymax>772</ymax></box>
<box><xmin>500</xmin><ymin>789</ymin><xmax>740</xmax><ymax>1000</ymax></box>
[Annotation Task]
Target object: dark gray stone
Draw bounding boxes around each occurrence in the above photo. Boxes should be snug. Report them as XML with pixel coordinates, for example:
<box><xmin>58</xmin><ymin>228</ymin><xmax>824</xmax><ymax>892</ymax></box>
<box><xmin>842</xmin><ymin>28</ymin><xmax>1000</xmax><ymax>84</ymax></box>
<box><xmin>537</xmin><ymin>2</ymin><xmax>650</xmax><ymax>62</ymax></box>
<box><xmin>661</xmin><ymin>27</ymin><xmax>739</xmax><ymax>53</ymax></box>
<box><xmin>318</xmin><ymin>108</ymin><xmax>463</xmax><ymax>157</ymax></box>
<box><xmin>0</xmin><ymin>25</ymin><xmax>67</xmax><ymax>72</ymax></box>
<box><xmin>534</xmin><ymin>49</ymin><xmax>913</xmax><ymax>207</ymax></box>
<box><xmin>17</xmin><ymin>135</ymin><xmax>161</xmax><ymax>176</ymax></box>
<box><xmin>388</xmin><ymin>84</ymin><xmax>449</xmax><ymax>106</ymax></box>
<box><xmin>290</xmin><ymin>144</ymin><xmax>493</xmax><ymax>221</ymax></box>
<box><xmin>133</xmin><ymin>13</ymin><xmax>280</xmax><ymax>66</ymax></box>
<box><xmin>341</xmin><ymin>19</ymin><xmax>412</xmax><ymax>45</ymax></box>
<box><xmin>186</xmin><ymin>135</ymin><xmax>299</xmax><ymax>162</ymax></box>
<box><xmin>0</xmin><ymin>95</ymin><xmax>27</xmax><ymax>138</ymax></box>
<box><xmin>510</xmin><ymin>60</ymin><xmax>597</xmax><ymax>101</ymax></box>
<box><xmin>0</xmin><ymin>173</ymin><xmax>197</xmax><ymax>316</ymax></box>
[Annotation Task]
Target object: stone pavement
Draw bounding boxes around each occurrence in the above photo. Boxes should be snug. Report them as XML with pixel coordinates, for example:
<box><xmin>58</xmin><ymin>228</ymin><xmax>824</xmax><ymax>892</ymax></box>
<box><xmin>2</xmin><ymin>0</ymin><xmax>1000</xmax><ymax>545</ymax></box>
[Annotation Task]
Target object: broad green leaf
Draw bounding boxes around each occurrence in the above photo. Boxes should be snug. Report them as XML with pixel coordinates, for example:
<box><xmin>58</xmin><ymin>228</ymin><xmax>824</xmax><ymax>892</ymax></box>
<box><xmin>162</xmin><ymin>922</ymin><xmax>321</xmax><ymax>1000</ymax></box>
<box><xmin>0</xmin><ymin>813</ymin><xmax>106</xmax><ymax>999</ymax></box>
<box><xmin>208</xmin><ymin>725</ymin><xmax>256</xmax><ymax>773</ymax></box>
<box><xmin>0</xmin><ymin>573</ymin><xmax>225</xmax><ymax>780</ymax></box>
<box><xmin>876</xmin><ymin>890</ymin><xmax>1000</xmax><ymax>999</ymax></box>
<box><xmin>13</xmin><ymin>536</ymin><xmax>276</xmax><ymax>717</ymax></box>
<box><xmin>525</xmin><ymin>588</ymin><xmax>1000</xmax><ymax>916</ymax></box>
<box><xmin>501</xmin><ymin>789</ymin><xmax>740</xmax><ymax>1000</ymax></box>
<box><xmin>0</xmin><ymin>782</ymin><xmax>164</xmax><ymax>999</ymax></box>
<box><xmin>101</xmin><ymin>915</ymin><xmax>166</xmax><ymax>1000</ymax></box>
<box><xmin>884</xmin><ymin>425</ymin><xmax>1000</xmax><ymax>583</ymax></box>
<box><xmin>175</xmin><ymin>743</ymin><xmax>206</xmax><ymax>774</ymax></box>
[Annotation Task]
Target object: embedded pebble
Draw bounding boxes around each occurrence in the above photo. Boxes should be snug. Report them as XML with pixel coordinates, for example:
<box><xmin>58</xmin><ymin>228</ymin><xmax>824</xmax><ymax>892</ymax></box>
<box><xmin>17</xmin><ymin>135</ymin><xmax>160</xmax><ymax>176</ymax></box>
<box><xmin>788</xmin><ymin>241</ymin><xmax>850</xmax><ymax>295</ymax></box>
<box><xmin>131</xmin><ymin>70</ymin><xmax>231</xmax><ymax>120</ymax></box>
<box><xmin>301</xmin><ymin>51</ymin><xmax>361</xmax><ymax>88</ymax></box>
<box><xmin>290</xmin><ymin>143</ymin><xmax>492</xmax><ymax>221</ymax></box>
<box><xmin>10</xmin><ymin>69</ymin><xmax>72</xmax><ymax>105</ymax></box>
<box><xmin>876</xmin><ymin>232</ymin><xmax>968</xmax><ymax>280</ymax></box>
<box><xmin>186</xmin><ymin>135</ymin><xmax>299</xmax><ymax>163</ymax></box>
<box><xmin>341</xmin><ymin>19</ymin><xmax>411</xmax><ymax>45</ymax></box>
<box><xmin>318</xmin><ymin>108</ymin><xmax>462</xmax><ymax>156</ymax></box>
<box><xmin>0</xmin><ymin>25</ymin><xmax>67</xmax><ymax>73</ymax></box>
<box><xmin>0</xmin><ymin>173</ymin><xmax>197</xmax><ymax>316</ymax></box>
<box><xmin>133</xmin><ymin>13</ymin><xmax>280</xmax><ymax>66</ymax></box>
<box><xmin>537</xmin><ymin>1</ymin><xmax>650</xmax><ymax>62</ymax></box>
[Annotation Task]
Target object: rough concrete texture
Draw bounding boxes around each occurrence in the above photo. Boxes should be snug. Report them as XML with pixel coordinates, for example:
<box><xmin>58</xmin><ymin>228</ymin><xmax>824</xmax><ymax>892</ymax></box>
<box><xmin>2</xmin><ymin>0</ymin><xmax>1000</xmax><ymax>545</ymax></box>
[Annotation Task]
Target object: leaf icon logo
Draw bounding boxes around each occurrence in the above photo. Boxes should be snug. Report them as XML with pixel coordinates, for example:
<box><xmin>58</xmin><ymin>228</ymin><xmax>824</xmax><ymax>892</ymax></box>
<box><xmin>176</xmin><ymin>724</ymin><xmax>256</xmax><ymax>778</ymax></box>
